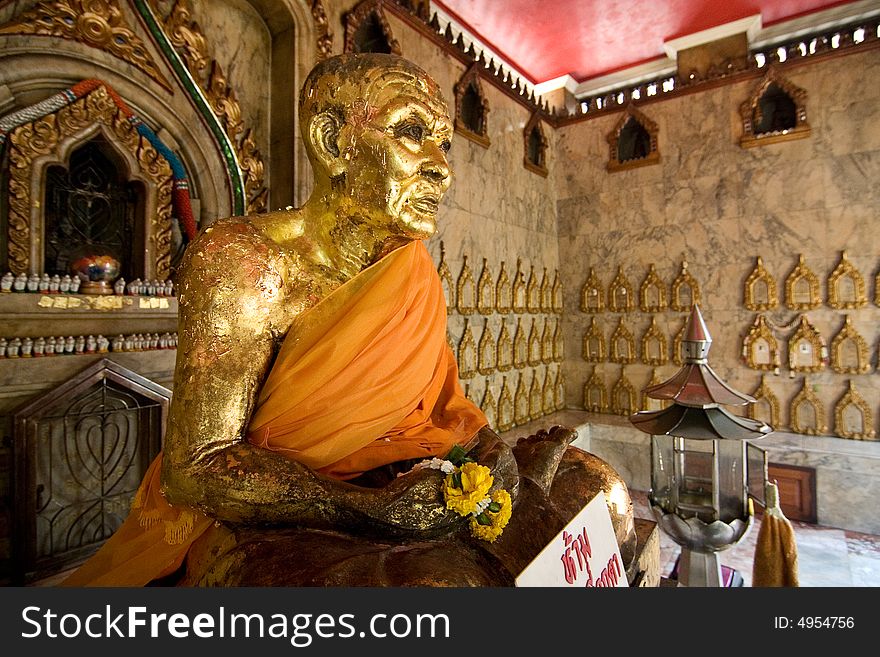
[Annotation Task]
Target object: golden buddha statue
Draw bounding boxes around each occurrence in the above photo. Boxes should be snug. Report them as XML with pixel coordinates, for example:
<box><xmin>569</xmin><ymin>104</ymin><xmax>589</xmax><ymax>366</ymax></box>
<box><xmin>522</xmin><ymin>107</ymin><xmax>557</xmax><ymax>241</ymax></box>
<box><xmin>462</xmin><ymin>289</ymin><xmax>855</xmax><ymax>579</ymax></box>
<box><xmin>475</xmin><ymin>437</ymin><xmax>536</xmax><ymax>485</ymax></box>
<box><xmin>64</xmin><ymin>53</ymin><xmax>636</xmax><ymax>587</ymax></box>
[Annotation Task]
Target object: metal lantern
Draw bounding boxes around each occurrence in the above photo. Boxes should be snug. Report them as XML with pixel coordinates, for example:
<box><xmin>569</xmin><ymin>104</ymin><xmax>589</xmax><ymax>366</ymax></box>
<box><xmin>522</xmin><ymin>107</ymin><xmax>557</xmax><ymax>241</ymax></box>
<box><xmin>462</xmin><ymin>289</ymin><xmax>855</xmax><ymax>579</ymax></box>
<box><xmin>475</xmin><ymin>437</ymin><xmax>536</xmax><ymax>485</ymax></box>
<box><xmin>630</xmin><ymin>305</ymin><xmax>771</xmax><ymax>586</ymax></box>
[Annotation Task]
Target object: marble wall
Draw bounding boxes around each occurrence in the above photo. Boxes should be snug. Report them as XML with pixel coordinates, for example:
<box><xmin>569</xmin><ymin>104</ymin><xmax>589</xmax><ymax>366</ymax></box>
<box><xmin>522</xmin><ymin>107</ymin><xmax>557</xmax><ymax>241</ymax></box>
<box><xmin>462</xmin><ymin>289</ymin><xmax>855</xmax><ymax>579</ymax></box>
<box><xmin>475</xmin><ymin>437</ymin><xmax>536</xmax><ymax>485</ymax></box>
<box><xmin>556</xmin><ymin>49</ymin><xmax>880</xmax><ymax>444</ymax></box>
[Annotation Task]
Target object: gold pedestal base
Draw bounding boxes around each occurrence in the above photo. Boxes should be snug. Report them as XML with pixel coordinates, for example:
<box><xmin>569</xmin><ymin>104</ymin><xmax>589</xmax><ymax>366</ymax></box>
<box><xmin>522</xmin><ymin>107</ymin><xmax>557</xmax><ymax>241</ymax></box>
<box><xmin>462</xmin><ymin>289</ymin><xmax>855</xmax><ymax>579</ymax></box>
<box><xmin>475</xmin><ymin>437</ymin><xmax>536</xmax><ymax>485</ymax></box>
<box><xmin>78</xmin><ymin>280</ymin><xmax>114</xmax><ymax>295</ymax></box>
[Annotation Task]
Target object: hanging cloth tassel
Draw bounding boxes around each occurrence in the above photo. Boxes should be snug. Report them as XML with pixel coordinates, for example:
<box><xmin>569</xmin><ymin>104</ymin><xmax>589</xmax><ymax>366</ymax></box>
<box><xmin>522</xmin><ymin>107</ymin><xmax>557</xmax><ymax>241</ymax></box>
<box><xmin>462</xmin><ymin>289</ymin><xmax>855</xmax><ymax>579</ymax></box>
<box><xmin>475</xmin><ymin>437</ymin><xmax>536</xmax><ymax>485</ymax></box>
<box><xmin>752</xmin><ymin>481</ymin><xmax>800</xmax><ymax>587</ymax></box>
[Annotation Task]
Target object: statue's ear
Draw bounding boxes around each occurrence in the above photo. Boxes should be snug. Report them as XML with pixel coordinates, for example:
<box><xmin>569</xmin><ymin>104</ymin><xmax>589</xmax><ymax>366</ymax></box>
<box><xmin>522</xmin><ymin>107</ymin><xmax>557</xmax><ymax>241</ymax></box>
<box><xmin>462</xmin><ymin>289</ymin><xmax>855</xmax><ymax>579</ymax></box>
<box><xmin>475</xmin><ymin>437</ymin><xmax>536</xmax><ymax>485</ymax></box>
<box><xmin>308</xmin><ymin>109</ymin><xmax>345</xmax><ymax>177</ymax></box>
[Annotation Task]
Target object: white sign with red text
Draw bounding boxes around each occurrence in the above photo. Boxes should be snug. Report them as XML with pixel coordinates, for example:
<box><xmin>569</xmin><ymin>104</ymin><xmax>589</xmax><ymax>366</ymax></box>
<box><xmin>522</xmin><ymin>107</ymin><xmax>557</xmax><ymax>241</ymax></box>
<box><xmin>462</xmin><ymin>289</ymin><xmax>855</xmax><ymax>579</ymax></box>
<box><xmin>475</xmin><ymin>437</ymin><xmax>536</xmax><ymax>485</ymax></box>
<box><xmin>515</xmin><ymin>492</ymin><xmax>628</xmax><ymax>587</ymax></box>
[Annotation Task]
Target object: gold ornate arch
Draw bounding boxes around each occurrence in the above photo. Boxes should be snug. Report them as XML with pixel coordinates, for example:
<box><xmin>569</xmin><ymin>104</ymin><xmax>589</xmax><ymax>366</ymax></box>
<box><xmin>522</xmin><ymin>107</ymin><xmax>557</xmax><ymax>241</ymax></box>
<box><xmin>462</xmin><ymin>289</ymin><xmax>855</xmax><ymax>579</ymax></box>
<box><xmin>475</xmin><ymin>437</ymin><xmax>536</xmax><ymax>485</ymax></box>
<box><xmin>454</xmin><ymin>63</ymin><xmax>490</xmax><ymax>148</ymax></box>
<box><xmin>6</xmin><ymin>86</ymin><xmax>173</xmax><ymax>277</ymax></box>
<box><xmin>740</xmin><ymin>65</ymin><xmax>810</xmax><ymax>148</ymax></box>
<box><xmin>606</xmin><ymin>103</ymin><xmax>660</xmax><ymax>172</ymax></box>
<box><xmin>343</xmin><ymin>0</ymin><xmax>402</xmax><ymax>55</ymax></box>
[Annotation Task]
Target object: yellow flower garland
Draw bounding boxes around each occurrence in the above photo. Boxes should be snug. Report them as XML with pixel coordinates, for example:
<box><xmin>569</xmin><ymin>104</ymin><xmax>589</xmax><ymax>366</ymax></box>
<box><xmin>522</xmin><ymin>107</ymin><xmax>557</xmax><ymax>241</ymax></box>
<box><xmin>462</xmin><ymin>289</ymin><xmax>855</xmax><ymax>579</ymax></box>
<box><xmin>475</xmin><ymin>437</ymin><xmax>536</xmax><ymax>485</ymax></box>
<box><xmin>442</xmin><ymin>460</ymin><xmax>512</xmax><ymax>542</ymax></box>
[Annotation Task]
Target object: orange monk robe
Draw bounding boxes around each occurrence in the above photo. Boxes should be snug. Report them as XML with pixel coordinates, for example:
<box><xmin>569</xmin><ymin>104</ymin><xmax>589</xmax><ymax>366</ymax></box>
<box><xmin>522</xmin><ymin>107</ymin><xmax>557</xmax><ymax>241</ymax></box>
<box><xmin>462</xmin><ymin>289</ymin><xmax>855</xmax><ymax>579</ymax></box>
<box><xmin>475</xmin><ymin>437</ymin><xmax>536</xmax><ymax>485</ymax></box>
<box><xmin>63</xmin><ymin>240</ymin><xmax>486</xmax><ymax>586</ymax></box>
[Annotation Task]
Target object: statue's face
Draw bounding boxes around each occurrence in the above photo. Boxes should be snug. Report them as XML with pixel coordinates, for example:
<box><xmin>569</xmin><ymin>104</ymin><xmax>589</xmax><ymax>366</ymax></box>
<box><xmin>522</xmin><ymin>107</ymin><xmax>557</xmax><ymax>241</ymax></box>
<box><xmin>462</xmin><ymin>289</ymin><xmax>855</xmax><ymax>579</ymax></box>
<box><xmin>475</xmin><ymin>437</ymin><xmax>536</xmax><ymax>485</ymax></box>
<box><xmin>338</xmin><ymin>70</ymin><xmax>453</xmax><ymax>240</ymax></box>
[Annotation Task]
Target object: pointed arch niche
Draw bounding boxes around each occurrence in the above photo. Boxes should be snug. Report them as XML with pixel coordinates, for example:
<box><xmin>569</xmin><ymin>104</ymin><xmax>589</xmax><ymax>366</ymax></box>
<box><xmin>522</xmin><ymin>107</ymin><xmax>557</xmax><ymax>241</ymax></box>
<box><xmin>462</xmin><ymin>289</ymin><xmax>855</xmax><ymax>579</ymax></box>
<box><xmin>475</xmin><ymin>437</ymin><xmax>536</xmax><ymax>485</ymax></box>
<box><xmin>607</xmin><ymin>105</ymin><xmax>660</xmax><ymax>172</ymax></box>
<box><xmin>454</xmin><ymin>64</ymin><xmax>490</xmax><ymax>148</ymax></box>
<box><xmin>344</xmin><ymin>0</ymin><xmax>401</xmax><ymax>55</ymax></box>
<box><xmin>740</xmin><ymin>67</ymin><xmax>810</xmax><ymax>148</ymax></box>
<box><xmin>523</xmin><ymin>112</ymin><xmax>548</xmax><ymax>177</ymax></box>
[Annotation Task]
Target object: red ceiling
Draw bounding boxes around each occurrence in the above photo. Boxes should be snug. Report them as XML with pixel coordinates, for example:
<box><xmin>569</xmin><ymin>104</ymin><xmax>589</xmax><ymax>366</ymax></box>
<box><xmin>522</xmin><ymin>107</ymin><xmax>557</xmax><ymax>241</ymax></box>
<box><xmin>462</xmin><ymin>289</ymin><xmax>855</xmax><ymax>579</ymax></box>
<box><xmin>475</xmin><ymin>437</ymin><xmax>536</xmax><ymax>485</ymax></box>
<box><xmin>434</xmin><ymin>0</ymin><xmax>860</xmax><ymax>84</ymax></box>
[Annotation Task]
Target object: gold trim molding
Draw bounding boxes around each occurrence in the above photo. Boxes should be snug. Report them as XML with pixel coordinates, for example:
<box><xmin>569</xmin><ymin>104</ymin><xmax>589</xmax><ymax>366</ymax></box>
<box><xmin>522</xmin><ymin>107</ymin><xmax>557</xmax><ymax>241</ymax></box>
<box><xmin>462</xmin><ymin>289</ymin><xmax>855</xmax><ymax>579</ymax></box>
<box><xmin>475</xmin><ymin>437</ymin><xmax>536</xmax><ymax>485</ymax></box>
<box><xmin>609</xmin><ymin>318</ymin><xmax>636</xmax><ymax>364</ymax></box>
<box><xmin>670</xmin><ymin>260</ymin><xmax>700</xmax><ymax>312</ymax></box>
<box><xmin>477</xmin><ymin>319</ymin><xmax>495</xmax><ymax>375</ymax></box>
<box><xmin>6</xmin><ymin>86</ymin><xmax>172</xmax><ymax>277</ymax></box>
<box><xmin>742</xmin><ymin>314</ymin><xmax>780</xmax><ymax>371</ymax></box>
<box><xmin>583</xmin><ymin>367</ymin><xmax>607</xmax><ymax>413</ymax></box>
<box><xmin>827</xmin><ymin>250</ymin><xmax>867</xmax><ymax>310</ymax></box>
<box><xmin>527</xmin><ymin>319</ymin><xmax>541</xmax><ymax>367</ymax></box>
<box><xmin>785</xmin><ymin>254</ymin><xmax>821</xmax><ymax>310</ymax></box>
<box><xmin>496</xmin><ymin>318</ymin><xmax>513</xmax><ymax>372</ymax></box>
<box><xmin>788</xmin><ymin>314</ymin><xmax>826</xmax><ymax>373</ymax></box>
<box><xmin>582</xmin><ymin>317</ymin><xmax>605</xmax><ymax>363</ymax></box>
<box><xmin>790</xmin><ymin>377</ymin><xmax>827</xmax><ymax>436</ymax></box>
<box><xmin>608</xmin><ymin>266</ymin><xmax>634</xmax><ymax>313</ymax></box>
<box><xmin>477</xmin><ymin>258</ymin><xmax>494</xmax><ymax>315</ymax></box>
<box><xmin>513</xmin><ymin>318</ymin><xmax>527</xmax><ymax>369</ymax></box>
<box><xmin>639</xmin><ymin>263</ymin><xmax>667</xmax><ymax>312</ymax></box>
<box><xmin>0</xmin><ymin>0</ymin><xmax>173</xmax><ymax>91</ymax></box>
<box><xmin>641</xmin><ymin>316</ymin><xmax>668</xmax><ymax>366</ymax></box>
<box><xmin>744</xmin><ymin>256</ymin><xmax>778</xmax><ymax>311</ymax></box>
<box><xmin>834</xmin><ymin>381</ymin><xmax>875</xmax><ymax>440</ymax></box>
<box><xmin>830</xmin><ymin>315</ymin><xmax>870</xmax><ymax>374</ymax></box>
<box><xmin>495</xmin><ymin>261</ymin><xmax>511</xmax><ymax>314</ymax></box>
<box><xmin>456</xmin><ymin>255</ymin><xmax>476</xmax><ymax>315</ymax></box>
<box><xmin>610</xmin><ymin>368</ymin><xmax>637</xmax><ymax>417</ymax></box>
<box><xmin>581</xmin><ymin>267</ymin><xmax>604</xmax><ymax>312</ymax></box>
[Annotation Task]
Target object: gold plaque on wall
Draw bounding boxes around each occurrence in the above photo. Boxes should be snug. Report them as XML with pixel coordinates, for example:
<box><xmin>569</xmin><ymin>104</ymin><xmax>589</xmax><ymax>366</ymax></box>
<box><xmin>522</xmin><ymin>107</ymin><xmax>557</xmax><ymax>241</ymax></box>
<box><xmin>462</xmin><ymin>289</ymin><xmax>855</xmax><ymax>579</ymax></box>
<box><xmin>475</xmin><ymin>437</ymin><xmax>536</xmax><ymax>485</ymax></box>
<box><xmin>528</xmin><ymin>368</ymin><xmax>543</xmax><ymax>419</ymax></box>
<box><xmin>830</xmin><ymin>315</ymin><xmax>871</xmax><ymax>374</ymax></box>
<box><xmin>608</xmin><ymin>266</ymin><xmax>634</xmax><ymax>313</ymax></box>
<box><xmin>744</xmin><ymin>256</ymin><xmax>778</xmax><ymax>311</ymax></box>
<box><xmin>497</xmin><ymin>376</ymin><xmax>514</xmax><ymax>432</ymax></box>
<box><xmin>670</xmin><ymin>260</ymin><xmax>700</xmax><ymax>312</ymax></box>
<box><xmin>437</xmin><ymin>241</ymin><xmax>455</xmax><ymax>315</ymax></box>
<box><xmin>540</xmin><ymin>268</ymin><xmax>552</xmax><ymax>313</ymax></box>
<box><xmin>527</xmin><ymin>318</ymin><xmax>542</xmax><ymax>366</ymax></box>
<box><xmin>542</xmin><ymin>367</ymin><xmax>555</xmax><ymax>415</ymax></box>
<box><xmin>480</xmin><ymin>384</ymin><xmax>497</xmax><ymax>429</ymax></box>
<box><xmin>834</xmin><ymin>381</ymin><xmax>875</xmax><ymax>440</ymax></box>
<box><xmin>641</xmin><ymin>368</ymin><xmax>667</xmax><ymax>411</ymax></box>
<box><xmin>583</xmin><ymin>367</ymin><xmax>607</xmax><ymax>413</ymax></box>
<box><xmin>496</xmin><ymin>318</ymin><xmax>513</xmax><ymax>372</ymax></box>
<box><xmin>552</xmin><ymin>270</ymin><xmax>563</xmax><ymax>313</ymax></box>
<box><xmin>827</xmin><ymin>250</ymin><xmax>867</xmax><ymax>310</ymax></box>
<box><xmin>742</xmin><ymin>314</ymin><xmax>780</xmax><ymax>371</ymax></box>
<box><xmin>639</xmin><ymin>263</ymin><xmax>667</xmax><ymax>313</ymax></box>
<box><xmin>478</xmin><ymin>319</ymin><xmax>496</xmax><ymax>375</ymax></box>
<box><xmin>581</xmin><ymin>267</ymin><xmax>604</xmax><ymax>313</ymax></box>
<box><xmin>514</xmin><ymin>372</ymin><xmax>530</xmax><ymax>426</ymax></box>
<box><xmin>609</xmin><ymin>318</ymin><xmax>636</xmax><ymax>364</ymax></box>
<box><xmin>456</xmin><ymin>255</ymin><xmax>477</xmax><ymax>315</ymax></box>
<box><xmin>513</xmin><ymin>318</ymin><xmax>527</xmax><ymax>368</ymax></box>
<box><xmin>512</xmin><ymin>259</ymin><xmax>527</xmax><ymax>314</ymax></box>
<box><xmin>540</xmin><ymin>319</ymin><xmax>553</xmax><ymax>364</ymax></box>
<box><xmin>458</xmin><ymin>318</ymin><xmax>477</xmax><ymax>379</ymax></box>
<box><xmin>641</xmin><ymin>316</ymin><xmax>668</xmax><ymax>366</ymax></box>
<box><xmin>788</xmin><ymin>314</ymin><xmax>826</xmax><ymax>373</ymax></box>
<box><xmin>610</xmin><ymin>367</ymin><xmax>637</xmax><ymax>417</ymax></box>
<box><xmin>672</xmin><ymin>318</ymin><xmax>687</xmax><ymax>366</ymax></box>
<box><xmin>790</xmin><ymin>377</ymin><xmax>827</xmax><ymax>436</ymax></box>
<box><xmin>747</xmin><ymin>374</ymin><xmax>781</xmax><ymax>429</ymax></box>
<box><xmin>477</xmin><ymin>258</ymin><xmax>495</xmax><ymax>315</ymax></box>
<box><xmin>552</xmin><ymin>318</ymin><xmax>563</xmax><ymax>362</ymax></box>
<box><xmin>554</xmin><ymin>367</ymin><xmax>565</xmax><ymax>411</ymax></box>
<box><xmin>582</xmin><ymin>317</ymin><xmax>605</xmax><ymax>362</ymax></box>
<box><xmin>784</xmin><ymin>254</ymin><xmax>821</xmax><ymax>311</ymax></box>
<box><xmin>495</xmin><ymin>261</ymin><xmax>511</xmax><ymax>314</ymax></box>
<box><xmin>526</xmin><ymin>265</ymin><xmax>541</xmax><ymax>314</ymax></box>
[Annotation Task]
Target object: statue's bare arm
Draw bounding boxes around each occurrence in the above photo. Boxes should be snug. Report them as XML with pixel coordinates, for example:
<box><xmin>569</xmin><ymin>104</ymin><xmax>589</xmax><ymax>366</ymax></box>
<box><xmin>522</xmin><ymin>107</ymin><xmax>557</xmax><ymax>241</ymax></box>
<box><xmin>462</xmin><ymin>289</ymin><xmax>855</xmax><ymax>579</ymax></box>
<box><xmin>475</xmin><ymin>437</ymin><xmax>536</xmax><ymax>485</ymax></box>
<box><xmin>159</xmin><ymin>222</ymin><xmax>510</xmax><ymax>533</ymax></box>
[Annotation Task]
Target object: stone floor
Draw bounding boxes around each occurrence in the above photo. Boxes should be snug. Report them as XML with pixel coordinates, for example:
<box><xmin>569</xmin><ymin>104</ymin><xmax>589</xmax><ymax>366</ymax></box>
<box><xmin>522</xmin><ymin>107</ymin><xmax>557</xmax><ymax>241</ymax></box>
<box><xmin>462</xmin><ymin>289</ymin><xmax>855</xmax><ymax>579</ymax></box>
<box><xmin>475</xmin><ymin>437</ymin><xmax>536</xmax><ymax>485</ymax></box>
<box><xmin>631</xmin><ymin>489</ymin><xmax>880</xmax><ymax>587</ymax></box>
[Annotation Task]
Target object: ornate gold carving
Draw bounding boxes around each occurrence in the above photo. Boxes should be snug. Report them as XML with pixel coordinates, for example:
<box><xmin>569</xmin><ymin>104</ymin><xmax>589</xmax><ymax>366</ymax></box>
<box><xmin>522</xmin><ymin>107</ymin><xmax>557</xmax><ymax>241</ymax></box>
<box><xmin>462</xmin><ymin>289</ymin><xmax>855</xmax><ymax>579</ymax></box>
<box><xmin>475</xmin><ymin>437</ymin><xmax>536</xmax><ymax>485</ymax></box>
<box><xmin>670</xmin><ymin>260</ymin><xmax>700</xmax><ymax>312</ymax></box>
<box><xmin>0</xmin><ymin>0</ymin><xmax>173</xmax><ymax>91</ymax></box>
<box><xmin>497</xmin><ymin>377</ymin><xmax>514</xmax><ymax>432</ymax></box>
<box><xmin>639</xmin><ymin>263</ymin><xmax>667</xmax><ymax>312</ymax></box>
<box><xmin>495</xmin><ymin>261</ymin><xmax>511</xmax><ymax>314</ymax></box>
<box><xmin>790</xmin><ymin>377</ymin><xmax>827</xmax><ymax>436</ymax></box>
<box><xmin>672</xmin><ymin>319</ymin><xmax>687</xmax><ymax>366</ymax></box>
<box><xmin>610</xmin><ymin>367</ymin><xmax>637</xmax><ymax>417</ymax></box>
<box><xmin>609</xmin><ymin>318</ymin><xmax>636</xmax><ymax>364</ymax></box>
<box><xmin>608</xmin><ymin>266</ymin><xmax>634</xmax><ymax>313</ymax></box>
<box><xmin>477</xmin><ymin>319</ymin><xmax>495</xmax><ymax>375</ymax></box>
<box><xmin>747</xmin><ymin>374</ymin><xmax>781</xmax><ymax>429</ymax></box>
<box><xmin>480</xmin><ymin>384</ymin><xmax>497</xmax><ymax>430</ymax></box>
<box><xmin>528</xmin><ymin>368</ymin><xmax>543</xmax><ymax>419</ymax></box>
<box><xmin>513</xmin><ymin>318</ymin><xmax>527</xmax><ymax>369</ymax></box>
<box><xmin>309</xmin><ymin>0</ymin><xmax>334</xmax><ymax>59</ymax></box>
<box><xmin>527</xmin><ymin>318</ymin><xmax>542</xmax><ymax>367</ymax></box>
<box><xmin>526</xmin><ymin>265</ymin><xmax>540</xmax><ymax>314</ymax></box>
<box><xmin>514</xmin><ymin>372</ymin><xmax>530</xmax><ymax>426</ymax></box>
<box><xmin>446</xmin><ymin>329</ymin><xmax>455</xmax><ymax>353</ymax></box>
<box><xmin>523</xmin><ymin>111</ymin><xmax>548</xmax><ymax>176</ymax></box>
<box><xmin>828</xmin><ymin>251</ymin><xmax>867</xmax><ymax>309</ymax></box>
<box><xmin>552</xmin><ymin>319</ymin><xmax>563</xmax><ymax>362</ymax></box>
<box><xmin>744</xmin><ymin>256</ymin><xmax>778</xmax><ymax>311</ymax></box>
<box><xmin>834</xmin><ymin>381</ymin><xmax>875</xmax><ymax>440</ymax></box>
<box><xmin>540</xmin><ymin>268</ymin><xmax>552</xmax><ymax>313</ymax></box>
<box><xmin>437</xmin><ymin>241</ymin><xmax>454</xmax><ymax>314</ymax></box>
<box><xmin>607</xmin><ymin>104</ymin><xmax>660</xmax><ymax>172</ymax></box>
<box><xmin>540</xmin><ymin>319</ymin><xmax>553</xmax><ymax>364</ymax></box>
<box><xmin>496</xmin><ymin>318</ymin><xmax>513</xmax><ymax>372</ymax></box>
<box><xmin>830</xmin><ymin>315</ymin><xmax>870</xmax><ymax>374</ymax></box>
<box><xmin>456</xmin><ymin>255</ymin><xmax>476</xmax><ymax>315</ymax></box>
<box><xmin>477</xmin><ymin>258</ymin><xmax>494</xmax><ymax>315</ymax></box>
<box><xmin>512</xmin><ymin>258</ymin><xmax>527</xmax><ymax>314</ymax></box>
<box><xmin>640</xmin><ymin>316</ymin><xmax>668</xmax><ymax>366</ymax></box>
<box><xmin>582</xmin><ymin>317</ymin><xmax>605</xmax><ymax>363</ymax></box>
<box><xmin>542</xmin><ymin>367</ymin><xmax>555</xmax><ymax>415</ymax></box>
<box><xmin>583</xmin><ymin>368</ymin><xmax>607</xmax><ymax>413</ymax></box>
<box><xmin>551</xmin><ymin>270</ymin><xmax>563</xmax><ymax>313</ymax></box>
<box><xmin>581</xmin><ymin>267</ymin><xmax>604</xmax><ymax>312</ymax></box>
<box><xmin>742</xmin><ymin>314</ymin><xmax>780</xmax><ymax>371</ymax></box>
<box><xmin>343</xmin><ymin>0</ymin><xmax>402</xmax><ymax>55</ymax></box>
<box><xmin>6</xmin><ymin>86</ymin><xmax>172</xmax><ymax>276</ymax></box>
<box><xmin>157</xmin><ymin>0</ymin><xmax>267</xmax><ymax>212</ymax></box>
<box><xmin>740</xmin><ymin>66</ymin><xmax>811</xmax><ymax>148</ymax></box>
<box><xmin>457</xmin><ymin>318</ymin><xmax>477</xmax><ymax>379</ymax></box>
<box><xmin>453</xmin><ymin>63</ymin><xmax>490</xmax><ymax>148</ymax></box>
<box><xmin>554</xmin><ymin>367</ymin><xmax>565</xmax><ymax>411</ymax></box>
<box><xmin>785</xmin><ymin>254</ymin><xmax>821</xmax><ymax>310</ymax></box>
<box><xmin>788</xmin><ymin>314</ymin><xmax>826</xmax><ymax>373</ymax></box>
<box><xmin>641</xmin><ymin>368</ymin><xmax>667</xmax><ymax>411</ymax></box>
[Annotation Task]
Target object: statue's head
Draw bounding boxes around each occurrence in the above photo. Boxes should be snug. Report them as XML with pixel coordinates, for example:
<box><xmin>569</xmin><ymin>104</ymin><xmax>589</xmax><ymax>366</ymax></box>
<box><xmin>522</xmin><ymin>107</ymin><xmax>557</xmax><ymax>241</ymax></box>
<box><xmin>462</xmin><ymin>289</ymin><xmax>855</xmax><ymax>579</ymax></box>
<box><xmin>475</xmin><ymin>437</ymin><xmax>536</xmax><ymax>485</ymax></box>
<box><xmin>300</xmin><ymin>53</ymin><xmax>452</xmax><ymax>240</ymax></box>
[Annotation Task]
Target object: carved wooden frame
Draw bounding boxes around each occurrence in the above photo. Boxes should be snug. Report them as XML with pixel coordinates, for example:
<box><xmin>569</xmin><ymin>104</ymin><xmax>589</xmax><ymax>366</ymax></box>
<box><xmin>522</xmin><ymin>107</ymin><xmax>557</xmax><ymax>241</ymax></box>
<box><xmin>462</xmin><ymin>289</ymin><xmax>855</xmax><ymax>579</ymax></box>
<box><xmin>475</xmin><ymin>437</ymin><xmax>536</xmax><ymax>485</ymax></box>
<box><xmin>609</xmin><ymin>319</ymin><xmax>636</xmax><ymax>364</ymax></box>
<box><xmin>830</xmin><ymin>315</ymin><xmax>870</xmax><ymax>374</ymax></box>
<box><xmin>496</xmin><ymin>318</ymin><xmax>513</xmax><ymax>372</ymax></box>
<box><xmin>744</xmin><ymin>256</ymin><xmax>778</xmax><ymax>311</ymax></box>
<box><xmin>495</xmin><ymin>261</ymin><xmax>511</xmax><ymax>314</ymax></box>
<box><xmin>610</xmin><ymin>368</ymin><xmax>637</xmax><ymax>417</ymax></box>
<box><xmin>670</xmin><ymin>260</ymin><xmax>700</xmax><ymax>312</ymax></box>
<box><xmin>608</xmin><ymin>266</ymin><xmax>634</xmax><ymax>313</ymax></box>
<box><xmin>477</xmin><ymin>319</ymin><xmax>496</xmax><ymax>375</ymax></box>
<box><xmin>747</xmin><ymin>374</ymin><xmax>781</xmax><ymax>429</ymax></box>
<box><xmin>606</xmin><ymin>104</ymin><xmax>660</xmax><ymax>172</ymax></box>
<box><xmin>5</xmin><ymin>87</ymin><xmax>173</xmax><ymax>278</ymax></box>
<box><xmin>790</xmin><ymin>377</ymin><xmax>827</xmax><ymax>436</ymax></box>
<box><xmin>785</xmin><ymin>254</ymin><xmax>821</xmax><ymax>310</ymax></box>
<box><xmin>583</xmin><ymin>368</ymin><xmax>607</xmax><ymax>413</ymax></box>
<box><xmin>456</xmin><ymin>255</ymin><xmax>476</xmax><ymax>314</ymax></box>
<box><xmin>742</xmin><ymin>315</ymin><xmax>780</xmax><ymax>371</ymax></box>
<box><xmin>343</xmin><ymin>0</ymin><xmax>402</xmax><ymax>55</ymax></box>
<box><xmin>641</xmin><ymin>317</ymin><xmax>668</xmax><ymax>366</ymax></box>
<box><xmin>477</xmin><ymin>258</ymin><xmax>495</xmax><ymax>315</ymax></box>
<box><xmin>582</xmin><ymin>317</ymin><xmax>606</xmax><ymax>363</ymax></box>
<box><xmin>740</xmin><ymin>66</ymin><xmax>811</xmax><ymax>149</ymax></box>
<box><xmin>639</xmin><ymin>263</ymin><xmax>667</xmax><ymax>312</ymax></box>
<box><xmin>453</xmin><ymin>63</ymin><xmax>490</xmax><ymax>148</ymax></box>
<box><xmin>458</xmin><ymin>319</ymin><xmax>477</xmax><ymax>379</ymax></box>
<box><xmin>788</xmin><ymin>315</ymin><xmax>826</xmax><ymax>373</ymax></box>
<box><xmin>827</xmin><ymin>251</ymin><xmax>867</xmax><ymax>309</ymax></box>
<box><xmin>834</xmin><ymin>381</ymin><xmax>875</xmax><ymax>440</ymax></box>
<box><xmin>437</xmin><ymin>241</ymin><xmax>455</xmax><ymax>314</ymax></box>
<box><xmin>581</xmin><ymin>267</ymin><xmax>605</xmax><ymax>312</ymax></box>
<box><xmin>523</xmin><ymin>111</ymin><xmax>548</xmax><ymax>177</ymax></box>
